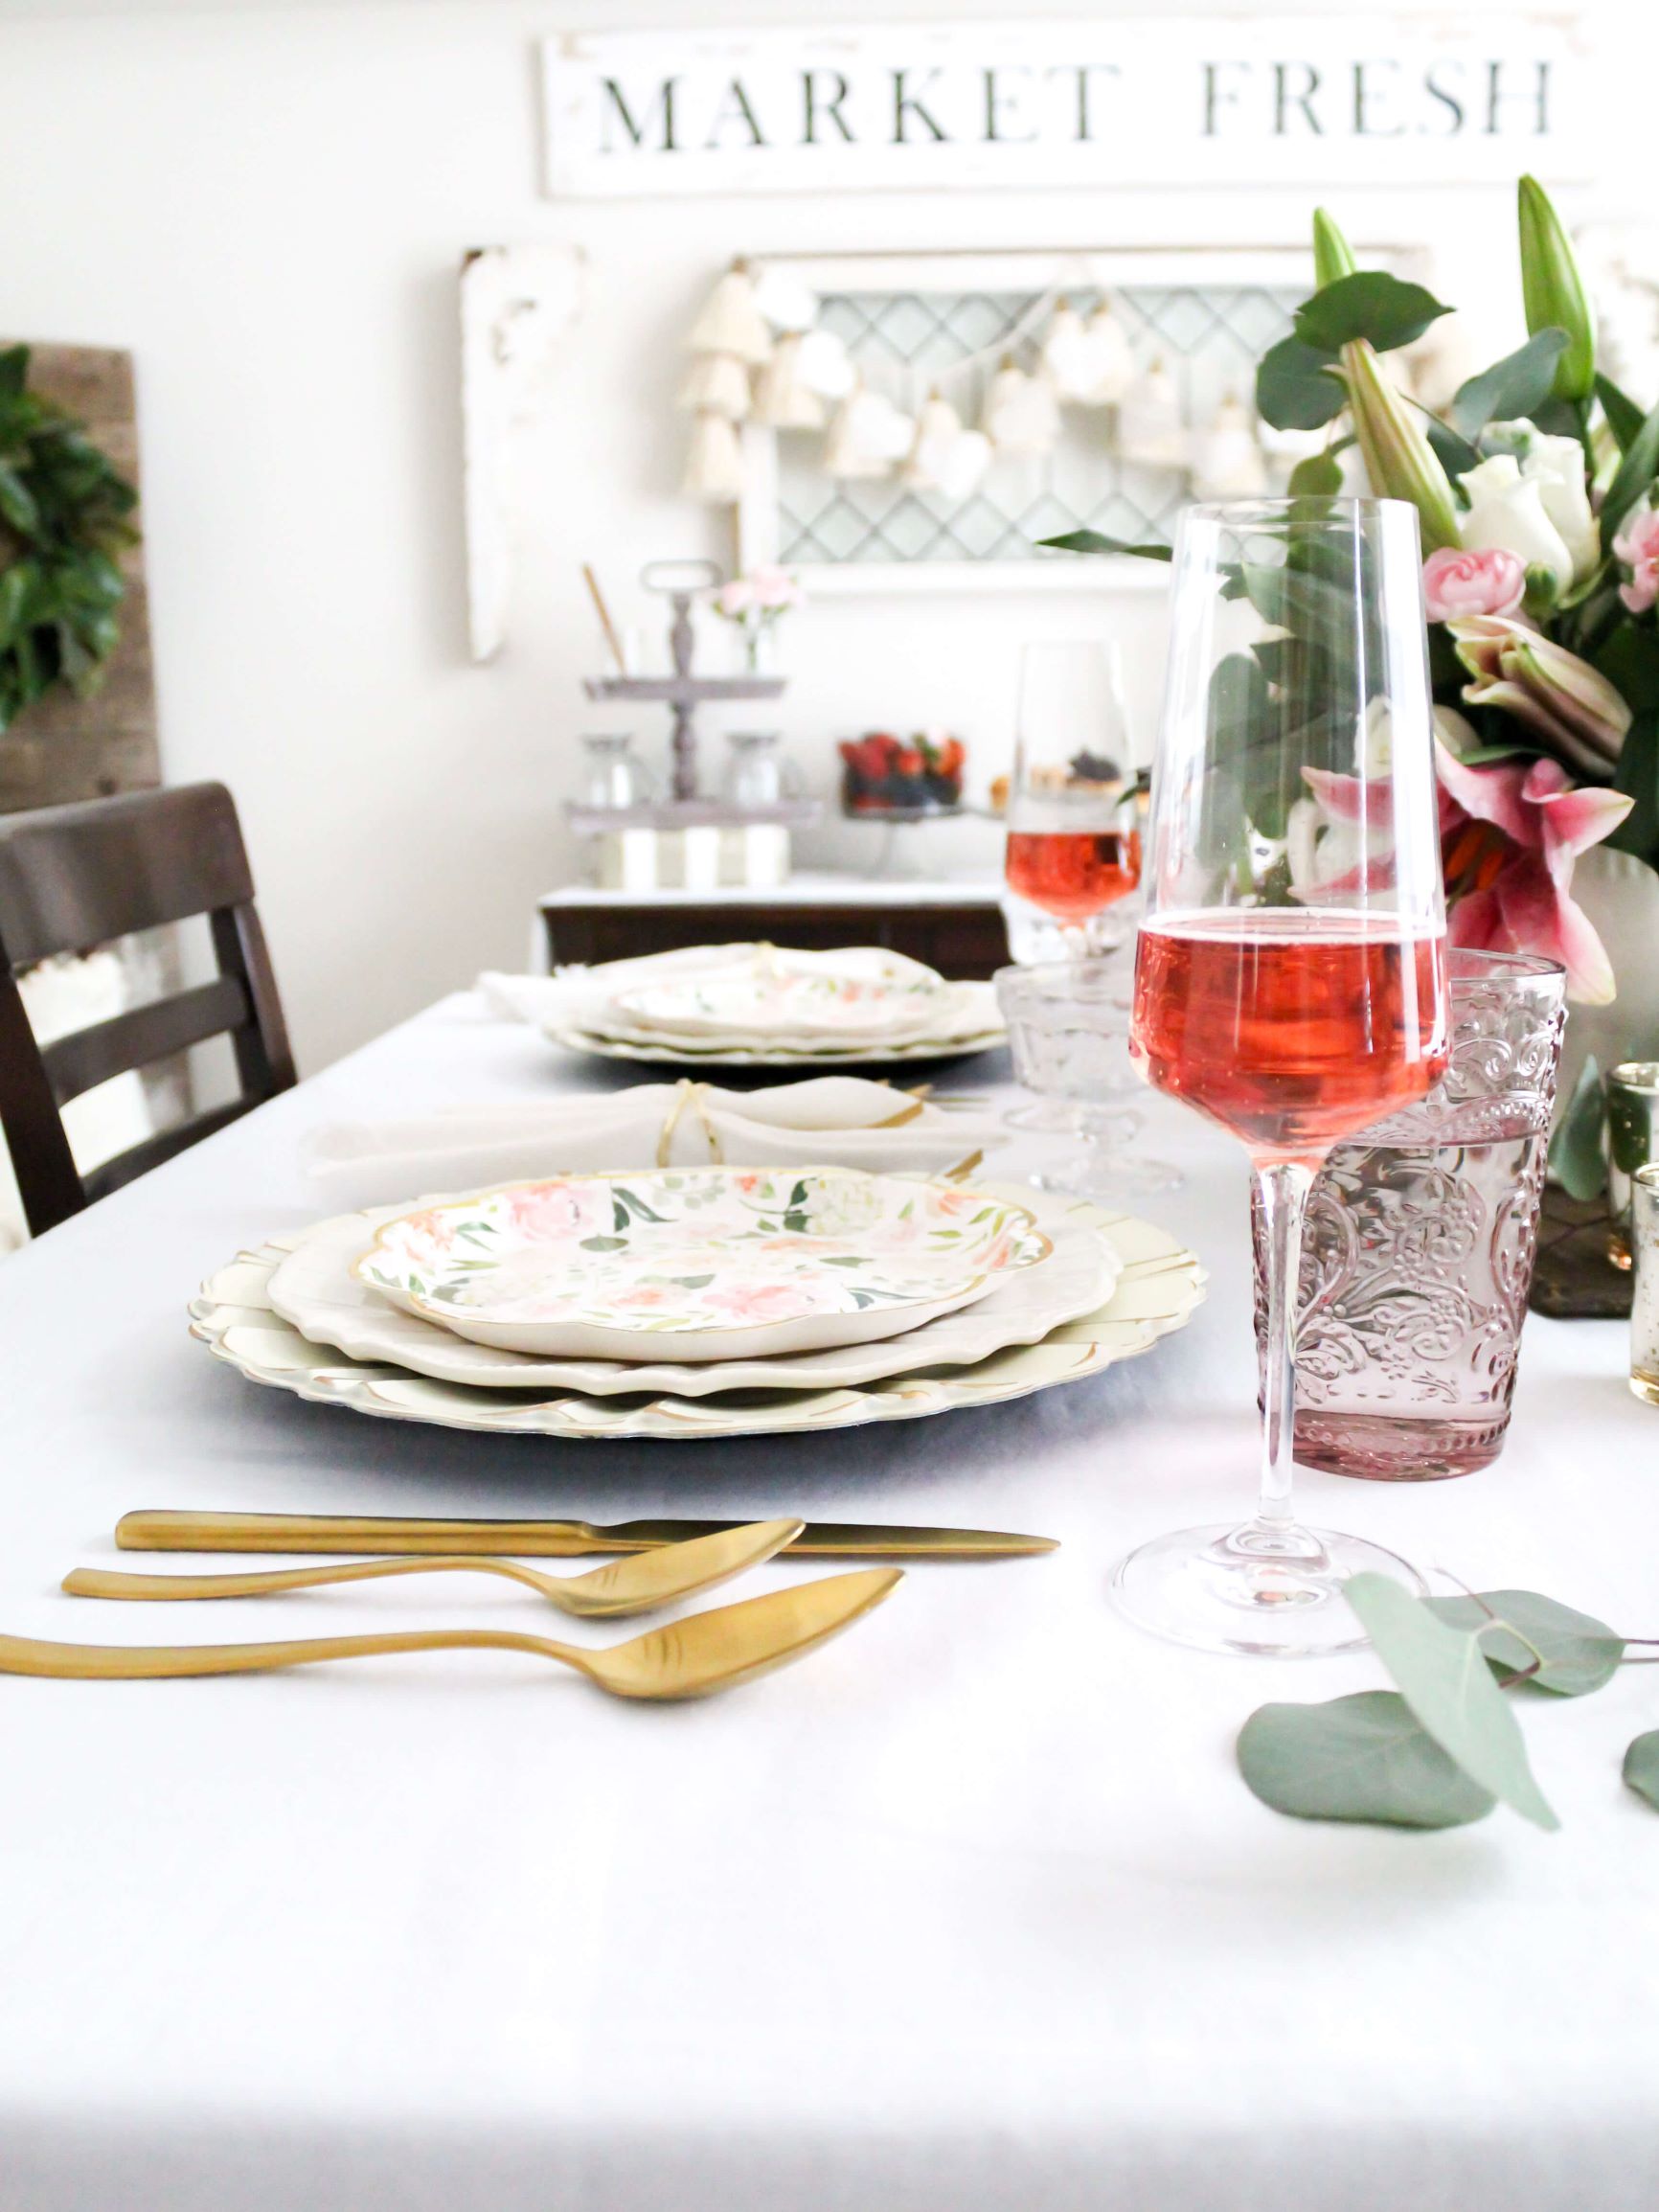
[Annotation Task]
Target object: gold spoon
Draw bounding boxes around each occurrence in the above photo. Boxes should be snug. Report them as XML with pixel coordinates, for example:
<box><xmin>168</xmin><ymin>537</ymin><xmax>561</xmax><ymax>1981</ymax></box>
<box><xmin>0</xmin><ymin>1567</ymin><xmax>902</xmax><ymax>1699</ymax></box>
<box><xmin>62</xmin><ymin>1517</ymin><xmax>804</xmax><ymax>1623</ymax></box>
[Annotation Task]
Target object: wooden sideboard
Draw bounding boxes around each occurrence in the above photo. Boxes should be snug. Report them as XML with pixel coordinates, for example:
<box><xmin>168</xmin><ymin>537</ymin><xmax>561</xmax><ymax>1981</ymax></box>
<box><xmin>538</xmin><ymin>875</ymin><xmax>1011</xmax><ymax>979</ymax></box>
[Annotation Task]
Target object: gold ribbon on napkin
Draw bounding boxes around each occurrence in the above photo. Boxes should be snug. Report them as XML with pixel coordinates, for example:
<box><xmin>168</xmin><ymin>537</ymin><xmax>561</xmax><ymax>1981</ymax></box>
<box><xmin>656</xmin><ymin>1080</ymin><xmax>724</xmax><ymax>1167</ymax></box>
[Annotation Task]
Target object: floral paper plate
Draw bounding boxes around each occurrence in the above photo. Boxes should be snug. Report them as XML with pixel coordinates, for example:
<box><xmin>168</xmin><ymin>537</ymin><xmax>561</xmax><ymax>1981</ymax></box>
<box><xmin>191</xmin><ymin>1205</ymin><xmax>1204</xmax><ymax>1443</ymax></box>
<box><xmin>352</xmin><ymin>1167</ymin><xmax>1052</xmax><ymax>1361</ymax></box>
<box><xmin>268</xmin><ymin>1184</ymin><xmax>1118</xmax><ymax>1395</ymax></box>
<box><xmin>609</xmin><ymin>949</ymin><xmax>956</xmax><ymax>1044</ymax></box>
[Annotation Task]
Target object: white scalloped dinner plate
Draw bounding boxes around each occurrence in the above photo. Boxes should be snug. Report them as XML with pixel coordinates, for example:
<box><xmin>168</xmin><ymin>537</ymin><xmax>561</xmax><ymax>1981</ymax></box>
<box><xmin>265</xmin><ymin>1183</ymin><xmax>1120</xmax><ymax>1395</ymax></box>
<box><xmin>547</xmin><ymin>1025</ymin><xmax>1008</xmax><ymax>1070</ymax></box>
<box><xmin>190</xmin><ymin>1206</ymin><xmax>1204</xmax><ymax>1443</ymax></box>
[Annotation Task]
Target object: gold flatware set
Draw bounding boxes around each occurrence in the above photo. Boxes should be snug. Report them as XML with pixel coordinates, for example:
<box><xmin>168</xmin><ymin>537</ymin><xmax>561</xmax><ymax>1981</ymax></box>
<box><xmin>0</xmin><ymin>1512</ymin><xmax>1057</xmax><ymax>1702</ymax></box>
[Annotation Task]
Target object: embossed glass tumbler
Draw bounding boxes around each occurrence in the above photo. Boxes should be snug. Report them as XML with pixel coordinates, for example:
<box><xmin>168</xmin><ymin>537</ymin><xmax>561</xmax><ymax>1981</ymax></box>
<box><xmin>1253</xmin><ymin>949</ymin><xmax>1566</xmax><ymax>1479</ymax></box>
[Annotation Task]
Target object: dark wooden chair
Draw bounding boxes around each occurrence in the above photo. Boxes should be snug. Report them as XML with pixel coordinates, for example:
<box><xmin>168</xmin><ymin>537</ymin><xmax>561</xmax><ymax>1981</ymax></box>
<box><xmin>0</xmin><ymin>782</ymin><xmax>295</xmax><ymax>1236</ymax></box>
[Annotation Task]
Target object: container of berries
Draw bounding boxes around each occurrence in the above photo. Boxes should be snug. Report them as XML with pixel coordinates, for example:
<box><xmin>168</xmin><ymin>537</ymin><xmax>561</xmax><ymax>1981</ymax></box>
<box><xmin>838</xmin><ymin>730</ymin><xmax>966</xmax><ymax>816</ymax></box>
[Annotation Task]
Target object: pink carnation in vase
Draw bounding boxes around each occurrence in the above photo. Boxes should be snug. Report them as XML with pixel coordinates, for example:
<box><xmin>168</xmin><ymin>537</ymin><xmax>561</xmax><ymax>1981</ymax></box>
<box><xmin>1612</xmin><ymin>503</ymin><xmax>1659</xmax><ymax>616</ymax></box>
<box><xmin>1435</xmin><ymin>739</ymin><xmax>1633</xmax><ymax>1004</ymax></box>
<box><xmin>1421</xmin><ymin>546</ymin><xmax>1526</xmax><ymax>622</ymax></box>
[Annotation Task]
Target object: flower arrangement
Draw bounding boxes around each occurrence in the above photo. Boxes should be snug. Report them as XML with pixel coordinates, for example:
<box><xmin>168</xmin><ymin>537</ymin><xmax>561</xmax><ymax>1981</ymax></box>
<box><xmin>708</xmin><ymin>563</ymin><xmax>805</xmax><ymax>672</ymax></box>
<box><xmin>1050</xmin><ymin>178</ymin><xmax>1659</xmax><ymax>1015</ymax></box>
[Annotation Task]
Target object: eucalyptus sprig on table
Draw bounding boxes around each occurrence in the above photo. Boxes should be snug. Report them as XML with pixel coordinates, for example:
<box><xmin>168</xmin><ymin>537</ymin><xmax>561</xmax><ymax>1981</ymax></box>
<box><xmin>1239</xmin><ymin>1573</ymin><xmax>1659</xmax><ymax>1830</ymax></box>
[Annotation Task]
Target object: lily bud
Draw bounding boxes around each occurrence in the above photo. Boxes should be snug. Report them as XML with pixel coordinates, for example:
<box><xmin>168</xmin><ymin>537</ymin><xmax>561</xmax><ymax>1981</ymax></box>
<box><xmin>1517</xmin><ymin>175</ymin><xmax>1595</xmax><ymax>402</ymax></box>
<box><xmin>1312</xmin><ymin>209</ymin><xmax>1357</xmax><ymax>290</ymax></box>
<box><xmin>1342</xmin><ymin>339</ymin><xmax>1463</xmax><ymax>554</ymax></box>
<box><xmin>1448</xmin><ymin>614</ymin><xmax>1631</xmax><ymax>773</ymax></box>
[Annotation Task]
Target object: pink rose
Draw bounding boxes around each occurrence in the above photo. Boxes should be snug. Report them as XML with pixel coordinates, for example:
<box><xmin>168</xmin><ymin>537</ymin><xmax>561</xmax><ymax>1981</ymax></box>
<box><xmin>1421</xmin><ymin>546</ymin><xmax>1527</xmax><ymax>623</ymax></box>
<box><xmin>1612</xmin><ymin>505</ymin><xmax>1659</xmax><ymax>616</ymax></box>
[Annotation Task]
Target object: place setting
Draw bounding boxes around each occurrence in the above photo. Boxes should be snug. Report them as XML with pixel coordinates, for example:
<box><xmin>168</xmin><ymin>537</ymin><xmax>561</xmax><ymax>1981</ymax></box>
<box><xmin>11</xmin><ymin>76</ymin><xmax>1659</xmax><ymax>2208</ymax></box>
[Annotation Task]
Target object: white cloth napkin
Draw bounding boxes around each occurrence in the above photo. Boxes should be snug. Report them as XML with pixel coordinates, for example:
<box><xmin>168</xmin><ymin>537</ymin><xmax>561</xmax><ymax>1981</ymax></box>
<box><xmin>299</xmin><ymin>1076</ymin><xmax>1003</xmax><ymax>1212</ymax></box>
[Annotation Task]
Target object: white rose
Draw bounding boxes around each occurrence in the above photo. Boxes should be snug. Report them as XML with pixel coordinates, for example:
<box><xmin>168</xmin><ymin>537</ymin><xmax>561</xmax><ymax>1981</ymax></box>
<box><xmin>1458</xmin><ymin>454</ymin><xmax>1576</xmax><ymax>594</ymax></box>
<box><xmin>1520</xmin><ymin>431</ymin><xmax>1600</xmax><ymax>582</ymax></box>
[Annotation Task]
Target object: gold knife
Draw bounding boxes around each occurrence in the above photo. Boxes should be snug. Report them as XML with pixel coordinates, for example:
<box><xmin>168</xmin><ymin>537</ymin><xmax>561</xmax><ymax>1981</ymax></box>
<box><xmin>115</xmin><ymin>1510</ymin><xmax>1057</xmax><ymax>1562</ymax></box>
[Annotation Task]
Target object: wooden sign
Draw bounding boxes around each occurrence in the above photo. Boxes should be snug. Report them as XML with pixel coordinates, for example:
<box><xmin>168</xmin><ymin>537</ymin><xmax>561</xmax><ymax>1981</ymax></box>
<box><xmin>541</xmin><ymin>16</ymin><xmax>1591</xmax><ymax>199</ymax></box>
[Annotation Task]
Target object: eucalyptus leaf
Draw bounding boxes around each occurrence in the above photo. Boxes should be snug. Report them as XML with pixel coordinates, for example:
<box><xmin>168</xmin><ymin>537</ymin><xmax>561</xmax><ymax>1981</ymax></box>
<box><xmin>1239</xmin><ymin>1691</ymin><xmax>1495</xmax><ymax>1829</ymax></box>
<box><xmin>1287</xmin><ymin>451</ymin><xmax>1345</xmax><ymax>496</ymax></box>
<box><xmin>1426</xmin><ymin>1590</ymin><xmax>1625</xmax><ymax>1696</ymax></box>
<box><xmin>1256</xmin><ymin>337</ymin><xmax>1345</xmax><ymax>432</ymax></box>
<box><xmin>1595</xmin><ymin>372</ymin><xmax>1647</xmax><ymax>454</ymax></box>
<box><xmin>1600</xmin><ymin>395</ymin><xmax>1659</xmax><ymax>555</ymax></box>
<box><xmin>1343</xmin><ymin>1574</ymin><xmax>1559</xmax><ymax>1830</ymax></box>
<box><xmin>1623</xmin><ymin>1730</ymin><xmax>1659</xmax><ymax>1812</ymax></box>
<box><xmin>1038</xmin><ymin>530</ymin><xmax>1170</xmax><ymax>560</ymax></box>
<box><xmin>1548</xmin><ymin>1054</ymin><xmax>1606</xmax><ymax>1201</ymax></box>
<box><xmin>1423</xmin><ymin>416</ymin><xmax>1482</xmax><ymax>486</ymax></box>
<box><xmin>1294</xmin><ymin>272</ymin><xmax>1452</xmax><ymax>355</ymax></box>
<box><xmin>1447</xmin><ymin>331</ymin><xmax>1571</xmax><ymax>441</ymax></box>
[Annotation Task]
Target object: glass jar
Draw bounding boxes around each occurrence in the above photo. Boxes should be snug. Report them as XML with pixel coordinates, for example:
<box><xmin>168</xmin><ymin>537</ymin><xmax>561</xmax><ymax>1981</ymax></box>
<box><xmin>720</xmin><ymin>732</ymin><xmax>797</xmax><ymax>810</ymax></box>
<box><xmin>580</xmin><ymin>734</ymin><xmax>656</xmax><ymax>810</ymax></box>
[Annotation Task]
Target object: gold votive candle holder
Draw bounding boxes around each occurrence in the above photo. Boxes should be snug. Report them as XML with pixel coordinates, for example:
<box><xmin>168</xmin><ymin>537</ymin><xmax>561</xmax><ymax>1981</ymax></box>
<box><xmin>1609</xmin><ymin>1061</ymin><xmax>1659</xmax><ymax>1269</ymax></box>
<box><xmin>1633</xmin><ymin>1165</ymin><xmax>1659</xmax><ymax>1408</ymax></box>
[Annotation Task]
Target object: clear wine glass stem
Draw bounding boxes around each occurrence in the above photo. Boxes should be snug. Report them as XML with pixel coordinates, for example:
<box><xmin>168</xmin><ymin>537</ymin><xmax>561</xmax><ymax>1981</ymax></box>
<box><xmin>1252</xmin><ymin>1159</ymin><xmax>1312</xmax><ymax>1535</ymax></box>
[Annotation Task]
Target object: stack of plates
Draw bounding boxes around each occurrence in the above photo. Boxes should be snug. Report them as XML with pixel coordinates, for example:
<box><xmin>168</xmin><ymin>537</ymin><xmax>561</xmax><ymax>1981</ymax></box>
<box><xmin>192</xmin><ymin>1166</ymin><xmax>1204</xmax><ymax>1443</ymax></box>
<box><xmin>548</xmin><ymin>946</ymin><xmax>1007</xmax><ymax>1068</ymax></box>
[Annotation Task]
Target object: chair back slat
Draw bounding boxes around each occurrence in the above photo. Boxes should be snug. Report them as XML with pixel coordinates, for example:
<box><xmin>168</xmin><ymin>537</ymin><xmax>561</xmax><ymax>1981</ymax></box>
<box><xmin>40</xmin><ymin>976</ymin><xmax>253</xmax><ymax>1106</ymax></box>
<box><xmin>80</xmin><ymin>1099</ymin><xmax>259</xmax><ymax>1205</ymax></box>
<box><xmin>0</xmin><ymin>785</ymin><xmax>256</xmax><ymax>965</ymax></box>
<box><xmin>0</xmin><ymin>783</ymin><xmax>293</xmax><ymax>1236</ymax></box>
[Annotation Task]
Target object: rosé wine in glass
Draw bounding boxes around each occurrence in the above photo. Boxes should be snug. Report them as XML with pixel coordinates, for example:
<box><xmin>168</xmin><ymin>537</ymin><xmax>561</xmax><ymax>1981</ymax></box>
<box><xmin>1132</xmin><ymin>911</ymin><xmax>1446</xmax><ymax>1166</ymax></box>
<box><xmin>1005</xmin><ymin>826</ymin><xmax>1141</xmax><ymax>924</ymax></box>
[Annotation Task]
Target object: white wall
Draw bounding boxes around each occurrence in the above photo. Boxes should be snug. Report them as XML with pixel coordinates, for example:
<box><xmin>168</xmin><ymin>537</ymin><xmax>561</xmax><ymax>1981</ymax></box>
<box><xmin>0</xmin><ymin>0</ymin><xmax>1638</xmax><ymax>1069</ymax></box>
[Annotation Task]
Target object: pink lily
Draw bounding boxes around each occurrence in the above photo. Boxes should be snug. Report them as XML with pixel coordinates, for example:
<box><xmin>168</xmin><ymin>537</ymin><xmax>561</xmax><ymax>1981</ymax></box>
<box><xmin>1446</xmin><ymin>615</ymin><xmax>1630</xmax><ymax>776</ymax></box>
<box><xmin>1434</xmin><ymin>740</ymin><xmax>1633</xmax><ymax>1003</ymax></box>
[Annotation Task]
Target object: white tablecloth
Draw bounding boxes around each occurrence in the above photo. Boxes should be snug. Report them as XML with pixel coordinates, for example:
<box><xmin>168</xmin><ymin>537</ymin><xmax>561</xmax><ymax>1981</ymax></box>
<box><xmin>1</xmin><ymin>992</ymin><xmax>1654</xmax><ymax>2212</ymax></box>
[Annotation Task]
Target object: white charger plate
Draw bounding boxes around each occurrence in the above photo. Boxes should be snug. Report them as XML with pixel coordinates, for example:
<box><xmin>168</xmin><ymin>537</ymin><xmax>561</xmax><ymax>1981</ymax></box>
<box><xmin>191</xmin><ymin>1206</ymin><xmax>1204</xmax><ymax>1443</ymax></box>
<box><xmin>267</xmin><ymin>1183</ymin><xmax>1119</xmax><ymax>1395</ymax></box>
<box><xmin>352</xmin><ymin>1166</ymin><xmax>1051</xmax><ymax>1361</ymax></box>
<box><xmin>548</xmin><ymin>1024</ymin><xmax>1008</xmax><ymax>1070</ymax></box>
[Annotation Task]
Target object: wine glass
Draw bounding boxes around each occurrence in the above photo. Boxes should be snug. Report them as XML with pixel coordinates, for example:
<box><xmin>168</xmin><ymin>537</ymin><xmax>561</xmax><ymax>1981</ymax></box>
<box><xmin>1112</xmin><ymin>497</ymin><xmax>1449</xmax><ymax>1656</ymax></box>
<box><xmin>1004</xmin><ymin>640</ymin><xmax>1141</xmax><ymax>960</ymax></box>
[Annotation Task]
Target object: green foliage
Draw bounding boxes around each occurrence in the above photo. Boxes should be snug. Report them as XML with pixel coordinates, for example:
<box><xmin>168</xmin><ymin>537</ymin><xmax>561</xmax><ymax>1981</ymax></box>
<box><xmin>1426</xmin><ymin>1591</ymin><xmax>1625</xmax><ymax>1696</ymax></box>
<box><xmin>1595</xmin><ymin>372</ymin><xmax>1647</xmax><ymax>454</ymax></box>
<box><xmin>1037</xmin><ymin>530</ymin><xmax>1170</xmax><ymax>560</ymax></box>
<box><xmin>1239</xmin><ymin>1692</ymin><xmax>1495</xmax><ymax>1829</ymax></box>
<box><xmin>0</xmin><ymin>345</ymin><xmax>138</xmax><ymax>736</ymax></box>
<box><xmin>1549</xmin><ymin>1055</ymin><xmax>1607</xmax><ymax>1202</ymax></box>
<box><xmin>1292</xmin><ymin>272</ymin><xmax>1452</xmax><ymax>355</ymax></box>
<box><xmin>1446</xmin><ymin>331</ymin><xmax>1570</xmax><ymax>442</ymax></box>
<box><xmin>1599</xmin><ymin>394</ymin><xmax>1659</xmax><ymax>557</ymax></box>
<box><xmin>1256</xmin><ymin>336</ymin><xmax>1347</xmax><ymax>432</ymax></box>
<box><xmin>1342</xmin><ymin>1574</ymin><xmax>1558</xmax><ymax>1829</ymax></box>
<box><xmin>1624</xmin><ymin>1731</ymin><xmax>1659</xmax><ymax>1812</ymax></box>
<box><xmin>1287</xmin><ymin>450</ymin><xmax>1344</xmax><ymax>496</ymax></box>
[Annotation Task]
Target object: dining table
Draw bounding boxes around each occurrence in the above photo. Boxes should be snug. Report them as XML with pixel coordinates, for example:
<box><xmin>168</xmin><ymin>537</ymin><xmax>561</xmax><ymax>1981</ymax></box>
<box><xmin>2</xmin><ymin>985</ymin><xmax>1655</xmax><ymax>2212</ymax></box>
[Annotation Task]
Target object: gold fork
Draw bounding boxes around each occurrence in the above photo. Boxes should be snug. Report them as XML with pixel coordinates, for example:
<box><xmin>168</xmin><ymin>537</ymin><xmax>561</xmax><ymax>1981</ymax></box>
<box><xmin>0</xmin><ymin>1568</ymin><xmax>902</xmax><ymax>1699</ymax></box>
<box><xmin>62</xmin><ymin>1518</ymin><xmax>803</xmax><ymax>1622</ymax></box>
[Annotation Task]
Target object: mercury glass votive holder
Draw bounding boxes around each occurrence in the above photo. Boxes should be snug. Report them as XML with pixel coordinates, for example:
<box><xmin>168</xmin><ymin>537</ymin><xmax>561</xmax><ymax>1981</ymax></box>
<box><xmin>1253</xmin><ymin>949</ymin><xmax>1567</xmax><ymax>1479</ymax></box>
<box><xmin>1609</xmin><ymin>1062</ymin><xmax>1659</xmax><ymax>1268</ymax></box>
<box><xmin>1632</xmin><ymin>1166</ymin><xmax>1659</xmax><ymax>1408</ymax></box>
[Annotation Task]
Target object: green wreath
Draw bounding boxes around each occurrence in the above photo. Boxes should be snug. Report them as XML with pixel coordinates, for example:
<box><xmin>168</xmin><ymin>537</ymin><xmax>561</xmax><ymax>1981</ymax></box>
<box><xmin>0</xmin><ymin>344</ymin><xmax>139</xmax><ymax>735</ymax></box>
